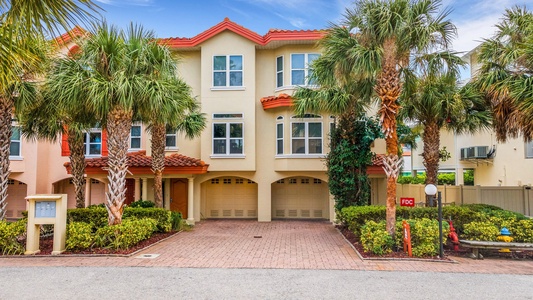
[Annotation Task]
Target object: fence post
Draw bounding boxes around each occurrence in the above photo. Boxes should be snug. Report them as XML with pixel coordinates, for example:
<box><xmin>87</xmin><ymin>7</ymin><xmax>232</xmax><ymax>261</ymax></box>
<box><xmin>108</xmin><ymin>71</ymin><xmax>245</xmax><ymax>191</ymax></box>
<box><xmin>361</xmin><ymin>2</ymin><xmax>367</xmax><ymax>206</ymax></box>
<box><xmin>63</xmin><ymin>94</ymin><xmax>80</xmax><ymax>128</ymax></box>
<box><xmin>476</xmin><ymin>185</ymin><xmax>482</xmax><ymax>204</ymax></box>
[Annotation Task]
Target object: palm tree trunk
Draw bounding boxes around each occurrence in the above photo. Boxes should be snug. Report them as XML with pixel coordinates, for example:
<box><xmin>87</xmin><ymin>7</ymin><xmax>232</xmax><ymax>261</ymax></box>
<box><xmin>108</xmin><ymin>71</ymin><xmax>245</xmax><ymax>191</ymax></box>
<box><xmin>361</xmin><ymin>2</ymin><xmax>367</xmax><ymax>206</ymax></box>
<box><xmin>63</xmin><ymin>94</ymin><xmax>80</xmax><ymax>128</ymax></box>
<box><xmin>67</xmin><ymin>128</ymin><xmax>87</xmax><ymax>208</ymax></box>
<box><xmin>375</xmin><ymin>38</ymin><xmax>403</xmax><ymax>237</ymax></box>
<box><xmin>422</xmin><ymin>121</ymin><xmax>440</xmax><ymax>206</ymax></box>
<box><xmin>0</xmin><ymin>97</ymin><xmax>13</xmax><ymax>221</ymax></box>
<box><xmin>151</xmin><ymin>123</ymin><xmax>165</xmax><ymax>208</ymax></box>
<box><xmin>105</xmin><ymin>107</ymin><xmax>132</xmax><ymax>225</ymax></box>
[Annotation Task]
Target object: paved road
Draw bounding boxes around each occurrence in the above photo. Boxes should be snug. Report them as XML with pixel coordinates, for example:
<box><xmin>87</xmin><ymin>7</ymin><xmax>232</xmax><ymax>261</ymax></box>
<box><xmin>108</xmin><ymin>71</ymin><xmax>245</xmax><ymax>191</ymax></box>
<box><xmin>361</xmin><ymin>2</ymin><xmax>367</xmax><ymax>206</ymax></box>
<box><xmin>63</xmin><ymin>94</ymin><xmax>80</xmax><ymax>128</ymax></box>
<box><xmin>1</xmin><ymin>267</ymin><xmax>532</xmax><ymax>299</ymax></box>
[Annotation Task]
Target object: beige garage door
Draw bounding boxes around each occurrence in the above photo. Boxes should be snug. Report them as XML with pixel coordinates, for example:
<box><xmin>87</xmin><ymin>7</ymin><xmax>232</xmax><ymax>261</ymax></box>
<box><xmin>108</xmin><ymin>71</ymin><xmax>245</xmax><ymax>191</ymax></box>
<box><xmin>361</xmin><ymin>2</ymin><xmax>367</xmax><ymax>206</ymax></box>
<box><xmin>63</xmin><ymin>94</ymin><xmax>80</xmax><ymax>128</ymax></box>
<box><xmin>205</xmin><ymin>177</ymin><xmax>258</xmax><ymax>219</ymax></box>
<box><xmin>272</xmin><ymin>177</ymin><xmax>329</xmax><ymax>219</ymax></box>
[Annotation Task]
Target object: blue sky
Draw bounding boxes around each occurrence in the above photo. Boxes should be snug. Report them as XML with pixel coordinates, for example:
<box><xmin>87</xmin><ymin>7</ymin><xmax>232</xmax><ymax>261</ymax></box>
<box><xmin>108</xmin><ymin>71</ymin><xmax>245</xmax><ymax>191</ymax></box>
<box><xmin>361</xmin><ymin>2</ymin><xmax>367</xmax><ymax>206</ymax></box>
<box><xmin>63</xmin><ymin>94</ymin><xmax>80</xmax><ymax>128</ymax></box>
<box><xmin>94</xmin><ymin>0</ymin><xmax>531</xmax><ymax>53</ymax></box>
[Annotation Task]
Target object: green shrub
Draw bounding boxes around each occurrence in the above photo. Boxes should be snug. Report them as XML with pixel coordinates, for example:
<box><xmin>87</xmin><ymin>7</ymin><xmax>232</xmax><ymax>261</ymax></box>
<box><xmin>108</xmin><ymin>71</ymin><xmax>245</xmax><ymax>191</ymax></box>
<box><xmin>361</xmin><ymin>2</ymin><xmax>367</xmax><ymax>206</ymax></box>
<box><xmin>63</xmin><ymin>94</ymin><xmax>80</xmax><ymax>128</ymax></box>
<box><xmin>360</xmin><ymin>220</ymin><xmax>394</xmax><ymax>255</ymax></box>
<box><xmin>0</xmin><ymin>219</ymin><xmax>27</xmax><ymax>255</ymax></box>
<box><xmin>87</xmin><ymin>203</ymin><xmax>105</xmax><ymax>208</ymax></box>
<box><xmin>508</xmin><ymin>219</ymin><xmax>533</xmax><ymax>243</ymax></box>
<box><xmin>396</xmin><ymin>218</ymin><xmax>450</xmax><ymax>257</ymax></box>
<box><xmin>123</xmin><ymin>208</ymin><xmax>171</xmax><ymax>232</ymax></box>
<box><xmin>170</xmin><ymin>211</ymin><xmax>184</xmax><ymax>231</ymax></box>
<box><xmin>67</xmin><ymin>207</ymin><xmax>108</xmax><ymax>230</ymax></box>
<box><xmin>338</xmin><ymin>206</ymin><xmax>386</xmax><ymax>233</ymax></box>
<box><xmin>94</xmin><ymin>218</ymin><xmax>158</xmax><ymax>250</ymax></box>
<box><xmin>462</xmin><ymin>221</ymin><xmax>500</xmax><ymax>241</ymax></box>
<box><xmin>129</xmin><ymin>200</ymin><xmax>156</xmax><ymax>208</ymax></box>
<box><xmin>66</xmin><ymin>222</ymin><xmax>94</xmax><ymax>250</ymax></box>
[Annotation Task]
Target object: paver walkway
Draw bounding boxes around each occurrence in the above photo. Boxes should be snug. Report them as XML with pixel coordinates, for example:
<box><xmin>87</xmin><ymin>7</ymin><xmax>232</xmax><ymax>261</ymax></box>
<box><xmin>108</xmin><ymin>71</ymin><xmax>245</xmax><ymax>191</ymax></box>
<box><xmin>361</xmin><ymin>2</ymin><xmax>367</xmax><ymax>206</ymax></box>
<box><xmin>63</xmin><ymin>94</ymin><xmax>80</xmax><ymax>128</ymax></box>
<box><xmin>1</xmin><ymin>220</ymin><xmax>531</xmax><ymax>274</ymax></box>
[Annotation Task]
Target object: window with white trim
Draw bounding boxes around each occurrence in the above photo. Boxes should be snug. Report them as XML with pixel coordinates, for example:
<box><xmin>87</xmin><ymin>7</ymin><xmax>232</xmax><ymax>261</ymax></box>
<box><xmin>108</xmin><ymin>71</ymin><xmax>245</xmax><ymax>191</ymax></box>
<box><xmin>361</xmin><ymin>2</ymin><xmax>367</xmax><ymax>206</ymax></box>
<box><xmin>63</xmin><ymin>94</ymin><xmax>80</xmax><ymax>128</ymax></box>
<box><xmin>276</xmin><ymin>56</ymin><xmax>284</xmax><ymax>88</ymax></box>
<box><xmin>291</xmin><ymin>53</ymin><xmax>320</xmax><ymax>86</ymax></box>
<box><xmin>291</xmin><ymin>114</ymin><xmax>323</xmax><ymax>154</ymax></box>
<box><xmin>526</xmin><ymin>140</ymin><xmax>533</xmax><ymax>158</ymax></box>
<box><xmin>10</xmin><ymin>125</ymin><xmax>21</xmax><ymax>157</ymax></box>
<box><xmin>276</xmin><ymin>116</ymin><xmax>284</xmax><ymax>155</ymax></box>
<box><xmin>213</xmin><ymin>55</ymin><xmax>243</xmax><ymax>87</ymax></box>
<box><xmin>165</xmin><ymin>127</ymin><xmax>178</xmax><ymax>149</ymax></box>
<box><xmin>212</xmin><ymin>114</ymin><xmax>244</xmax><ymax>155</ymax></box>
<box><xmin>84</xmin><ymin>128</ymin><xmax>102</xmax><ymax>156</ymax></box>
<box><xmin>130</xmin><ymin>124</ymin><xmax>141</xmax><ymax>150</ymax></box>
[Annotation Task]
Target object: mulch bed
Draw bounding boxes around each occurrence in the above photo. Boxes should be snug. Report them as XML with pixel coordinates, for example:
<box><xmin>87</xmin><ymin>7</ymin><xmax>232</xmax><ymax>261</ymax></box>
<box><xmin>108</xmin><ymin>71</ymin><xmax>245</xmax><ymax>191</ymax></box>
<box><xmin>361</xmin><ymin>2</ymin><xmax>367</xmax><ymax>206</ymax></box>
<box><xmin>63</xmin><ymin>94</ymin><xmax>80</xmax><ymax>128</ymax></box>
<box><xmin>338</xmin><ymin>226</ymin><xmax>533</xmax><ymax>260</ymax></box>
<box><xmin>31</xmin><ymin>231</ymin><xmax>177</xmax><ymax>256</ymax></box>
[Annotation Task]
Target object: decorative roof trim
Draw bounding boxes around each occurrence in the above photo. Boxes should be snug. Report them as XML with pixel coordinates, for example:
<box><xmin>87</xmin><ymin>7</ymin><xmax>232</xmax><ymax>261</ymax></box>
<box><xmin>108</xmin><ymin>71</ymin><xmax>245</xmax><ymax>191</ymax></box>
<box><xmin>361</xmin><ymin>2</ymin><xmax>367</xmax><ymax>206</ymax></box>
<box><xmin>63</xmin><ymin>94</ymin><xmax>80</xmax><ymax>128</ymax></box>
<box><xmin>260</xmin><ymin>93</ymin><xmax>294</xmax><ymax>110</ymax></box>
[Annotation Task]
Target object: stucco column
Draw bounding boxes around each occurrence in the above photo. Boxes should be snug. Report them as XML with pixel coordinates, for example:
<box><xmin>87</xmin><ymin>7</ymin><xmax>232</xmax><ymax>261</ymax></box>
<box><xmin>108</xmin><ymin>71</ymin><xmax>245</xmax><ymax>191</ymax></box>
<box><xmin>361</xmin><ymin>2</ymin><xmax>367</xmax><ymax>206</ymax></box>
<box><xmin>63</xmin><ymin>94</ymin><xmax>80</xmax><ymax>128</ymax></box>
<box><xmin>257</xmin><ymin>181</ymin><xmax>271</xmax><ymax>222</ymax></box>
<box><xmin>134</xmin><ymin>178</ymin><xmax>141</xmax><ymax>201</ymax></box>
<box><xmin>141</xmin><ymin>177</ymin><xmax>148</xmax><ymax>200</ymax></box>
<box><xmin>164</xmin><ymin>178</ymin><xmax>171</xmax><ymax>209</ymax></box>
<box><xmin>84</xmin><ymin>177</ymin><xmax>92</xmax><ymax>207</ymax></box>
<box><xmin>455</xmin><ymin>167</ymin><xmax>464</xmax><ymax>185</ymax></box>
<box><xmin>187</xmin><ymin>178</ymin><xmax>195</xmax><ymax>225</ymax></box>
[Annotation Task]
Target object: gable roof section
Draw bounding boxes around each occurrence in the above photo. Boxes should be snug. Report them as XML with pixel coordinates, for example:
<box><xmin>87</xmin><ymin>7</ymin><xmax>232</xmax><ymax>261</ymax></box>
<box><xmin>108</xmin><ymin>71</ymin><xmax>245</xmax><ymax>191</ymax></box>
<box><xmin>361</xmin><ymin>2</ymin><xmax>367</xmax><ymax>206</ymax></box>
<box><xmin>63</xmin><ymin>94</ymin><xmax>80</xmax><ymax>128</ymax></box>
<box><xmin>160</xmin><ymin>17</ymin><xmax>324</xmax><ymax>49</ymax></box>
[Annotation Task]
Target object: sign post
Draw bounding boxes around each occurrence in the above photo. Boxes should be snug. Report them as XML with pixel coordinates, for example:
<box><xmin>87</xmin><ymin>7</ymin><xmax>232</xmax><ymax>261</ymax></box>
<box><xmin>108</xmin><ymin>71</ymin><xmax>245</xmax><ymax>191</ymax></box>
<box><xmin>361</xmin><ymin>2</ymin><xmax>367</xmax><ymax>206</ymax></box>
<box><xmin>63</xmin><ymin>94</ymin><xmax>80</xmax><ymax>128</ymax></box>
<box><xmin>25</xmin><ymin>194</ymin><xmax>67</xmax><ymax>255</ymax></box>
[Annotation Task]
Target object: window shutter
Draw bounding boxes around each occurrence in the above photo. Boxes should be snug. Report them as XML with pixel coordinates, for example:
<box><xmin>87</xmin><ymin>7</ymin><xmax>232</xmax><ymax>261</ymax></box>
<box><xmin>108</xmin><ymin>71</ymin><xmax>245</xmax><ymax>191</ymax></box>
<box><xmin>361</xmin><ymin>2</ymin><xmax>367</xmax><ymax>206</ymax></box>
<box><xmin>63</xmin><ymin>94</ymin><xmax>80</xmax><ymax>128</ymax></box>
<box><xmin>101</xmin><ymin>130</ymin><xmax>108</xmax><ymax>156</ymax></box>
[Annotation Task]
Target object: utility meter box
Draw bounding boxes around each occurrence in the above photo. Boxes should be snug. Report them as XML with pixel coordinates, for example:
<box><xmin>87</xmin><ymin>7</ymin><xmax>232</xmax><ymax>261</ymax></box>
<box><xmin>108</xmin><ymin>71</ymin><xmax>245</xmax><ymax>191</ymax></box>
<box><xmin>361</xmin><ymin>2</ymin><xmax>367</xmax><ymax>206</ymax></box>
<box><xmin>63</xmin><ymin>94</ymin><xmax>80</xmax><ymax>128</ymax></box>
<box><xmin>25</xmin><ymin>194</ymin><xmax>68</xmax><ymax>255</ymax></box>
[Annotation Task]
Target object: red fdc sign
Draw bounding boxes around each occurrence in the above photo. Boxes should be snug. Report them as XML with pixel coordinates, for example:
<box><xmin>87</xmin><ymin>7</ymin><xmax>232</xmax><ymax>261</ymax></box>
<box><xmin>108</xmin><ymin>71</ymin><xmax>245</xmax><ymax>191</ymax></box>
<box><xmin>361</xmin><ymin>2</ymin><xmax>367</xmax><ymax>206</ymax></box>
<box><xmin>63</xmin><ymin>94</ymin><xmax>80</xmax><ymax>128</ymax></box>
<box><xmin>400</xmin><ymin>197</ymin><xmax>415</xmax><ymax>207</ymax></box>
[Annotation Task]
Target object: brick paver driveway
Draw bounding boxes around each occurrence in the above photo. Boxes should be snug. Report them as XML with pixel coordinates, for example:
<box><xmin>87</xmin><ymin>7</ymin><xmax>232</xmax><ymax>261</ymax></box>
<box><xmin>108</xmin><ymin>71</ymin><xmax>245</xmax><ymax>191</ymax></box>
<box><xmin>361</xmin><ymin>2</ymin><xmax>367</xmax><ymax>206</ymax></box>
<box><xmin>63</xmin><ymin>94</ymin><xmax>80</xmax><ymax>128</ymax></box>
<box><xmin>1</xmin><ymin>220</ymin><xmax>532</xmax><ymax>274</ymax></box>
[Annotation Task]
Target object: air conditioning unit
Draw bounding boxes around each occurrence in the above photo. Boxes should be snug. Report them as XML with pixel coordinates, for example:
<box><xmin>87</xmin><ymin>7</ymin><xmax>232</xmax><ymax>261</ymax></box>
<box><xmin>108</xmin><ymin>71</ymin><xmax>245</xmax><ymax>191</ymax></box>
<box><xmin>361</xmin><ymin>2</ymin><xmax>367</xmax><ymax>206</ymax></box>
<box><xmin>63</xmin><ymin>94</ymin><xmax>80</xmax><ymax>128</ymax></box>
<box><xmin>460</xmin><ymin>146</ymin><xmax>489</xmax><ymax>159</ymax></box>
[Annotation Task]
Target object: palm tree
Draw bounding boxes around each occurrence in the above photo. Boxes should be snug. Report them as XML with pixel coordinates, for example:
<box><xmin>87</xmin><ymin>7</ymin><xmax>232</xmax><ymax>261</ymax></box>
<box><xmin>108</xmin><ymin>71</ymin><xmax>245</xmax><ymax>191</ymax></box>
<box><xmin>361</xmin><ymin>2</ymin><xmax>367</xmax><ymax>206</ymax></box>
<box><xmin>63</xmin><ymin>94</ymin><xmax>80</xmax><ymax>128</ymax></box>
<box><xmin>400</xmin><ymin>52</ymin><xmax>491</xmax><ymax>196</ymax></box>
<box><xmin>136</xmin><ymin>40</ymin><xmax>206</xmax><ymax>207</ymax></box>
<box><xmin>294</xmin><ymin>0</ymin><xmax>456</xmax><ymax>236</ymax></box>
<box><xmin>0</xmin><ymin>0</ymin><xmax>99</xmax><ymax>220</ymax></box>
<box><xmin>474</xmin><ymin>6</ymin><xmax>533</xmax><ymax>143</ymax></box>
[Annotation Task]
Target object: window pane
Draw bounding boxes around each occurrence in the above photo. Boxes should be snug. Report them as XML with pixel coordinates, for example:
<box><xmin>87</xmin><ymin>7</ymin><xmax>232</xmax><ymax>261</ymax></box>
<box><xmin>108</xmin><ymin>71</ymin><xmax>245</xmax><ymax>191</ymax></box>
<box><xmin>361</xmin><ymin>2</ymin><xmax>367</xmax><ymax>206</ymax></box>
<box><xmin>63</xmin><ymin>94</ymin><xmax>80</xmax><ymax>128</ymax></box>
<box><xmin>214</xmin><ymin>72</ymin><xmax>226</xmax><ymax>86</ymax></box>
<box><xmin>291</xmin><ymin>54</ymin><xmax>304</xmax><ymax>69</ymax></box>
<box><xmin>230</xmin><ymin>139</ymin><xmax>243</xmax><ymax>154</ymax></box>
<box><xmin>292</xmin><ymin>123</ymin><xmax>305</xmax><ymax>137</ymax></box>
<box><xmin>291</xmin><ymin>70</ymin><xmax>304</xmax><ymax>85</ymax></box>
<box><xmin>309</xmin><ymin>139</ymin><xmax>322</xmax><ymax>154</ymax></box>
<box><xmin>9</xmin><ymin>142</ymin><xmax>20</xmax><ymax>156</ymax></box>
<box><xmin>214</xmin><ymin>56</ymin><xmax>226</xmax><ymax>70</ymax></box>
<box><xmin>229</xmin><ymin>71</ymin><xmax>242</xmax><ymax>86</ymax></box>
<box><xmin>131</xmin><ymin>126</ymin><xmax>141</xmax><ymax>136</ymax></box>
<box><xmin>277</xmin><ymin>123</ymin><xmax>283</xmax><ymax>138</ymax></box>
<box><xmin>166</xmin><ymin>135</ymin><xmax>176</xmax><ymax>147</ymax></box>
<box><xmin>89</xmin><ymin>133</ymin><xmax>101</xmax><ymax>143</ymax></box>
<box><xmin>276</xmin><ymin>56</ymin><xmax>283</xmax><ymax>71</ymax></box>
<box><xmin>213</xmin><ymin>140</ymin><xmax>226</xmax><ymax>154</ymax></box>
<box><xmin>308</xmin><ymin>54</ymin><xmax>320</xmax><ymax>64</ymax></box>
<box><xmin>89</xmin><ymin>144</ymin><xmax>101</xmax><ymax>155</ymax></box>
<box><xmin>527</xmin><ymin>141</ymin><xmax>533</xmax><ymax>158</ymax></box>
<box><xmin>277</xmin><ymin>140</ymin><xmax>283</xmax><ymax>155</ymax></box>
<box><xmin>292</xmin><ymin>139</ymin><xmax>305</xmax><ymax>154</ymax></box>
<box><xmin>11</xmin><ymin>127</ymin><xmax>20</xmax><ymax>140</ymax></box>
<box><xmin>213</xmin><ymin>124</ymin><xmax>226</xmax><ymax>138</ymax></box>
<box><xmin>308</xmin><ymin>69</ymin><xmax>316</xmax><ymax>85</ymax></box>
<box><xmin>308</xmin><ymin>123</ymin><xmax>322</xmax><ymax>137</ymax></box>
<box><xmin>277</xmin><ymin>72</ymin><xmax>283</xmax><ymax>88</ymax></box>
<box><xmin>131</xmin><ymin>138</ymin><xmax>141</xmax><ymax>149</ymax></box>
<box><xmin>230</xmin><ymin>123</ymin><xmax>242</xmax><ymax>138</ymax></box>
<box><xmin>229</xmin><ymin>55</ymin><xmax>242</xmax><ymax>70</ymax></box>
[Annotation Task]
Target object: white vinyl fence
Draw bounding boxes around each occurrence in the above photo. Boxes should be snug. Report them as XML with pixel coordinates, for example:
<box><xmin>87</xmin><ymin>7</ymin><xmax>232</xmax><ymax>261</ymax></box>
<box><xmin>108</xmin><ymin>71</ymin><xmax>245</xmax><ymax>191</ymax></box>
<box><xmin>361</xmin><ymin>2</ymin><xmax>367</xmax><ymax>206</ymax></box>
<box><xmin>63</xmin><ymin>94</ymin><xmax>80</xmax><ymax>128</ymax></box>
<box><xmin>396</xmin><ymin>184</ymin><xmax>533</xmax><ymax>216</ymax></box>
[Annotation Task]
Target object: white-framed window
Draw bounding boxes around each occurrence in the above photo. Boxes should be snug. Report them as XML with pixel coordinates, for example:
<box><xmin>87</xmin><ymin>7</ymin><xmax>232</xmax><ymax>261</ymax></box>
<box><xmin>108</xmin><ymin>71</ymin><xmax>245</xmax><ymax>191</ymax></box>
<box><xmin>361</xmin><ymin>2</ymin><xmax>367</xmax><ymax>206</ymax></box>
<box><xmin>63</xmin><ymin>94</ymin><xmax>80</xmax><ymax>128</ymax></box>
<box><xmin>291</xmin><ymin>53</ymin><xmax>320</xmax><ymax>86</ymax></box>
<box><xmin>213</xmin><ymin>55</ymin><xmax>243</xmax><ymax>87</ymax></box>
<box><xmin>10</xmin><ymin>125</ymin><xmax>21</xmax><ymax>157</ymax></box>
<box><xmin>276</xmin><ymin>116</ymin><xmax>284</xmax><ymax>155</ymax></box>
<box><xmin>165</xmin><ymin>127</ymin><xmax>178</xmax><ymax>149</ymax></box>
<box><xmin>84</xmin><ymin>128</ymin><xmax>102</xmax><ymax>156</ymax></box>
<box><xmin>276</xmin><ymin>56</ymin><xmax>284</xmax><ymax>88</ymax></box>
<box><xmin>129</xmin><ymin>124</ymin><xmax>141</xmax><ymax>150</ymax></box>
<box><xmin>291</xmin><ymin>114</ymin><xmax>323</xmax><ymax>154</ymax></box>
<box><xmin>526</xmin><ymin>140</ymin><xmax>533</xmax><ymax>158</ymax></box>
<box><xmin>213</xmin><ymin>123</ymin><xmax>244</xmax><ymax>155</ymax></box>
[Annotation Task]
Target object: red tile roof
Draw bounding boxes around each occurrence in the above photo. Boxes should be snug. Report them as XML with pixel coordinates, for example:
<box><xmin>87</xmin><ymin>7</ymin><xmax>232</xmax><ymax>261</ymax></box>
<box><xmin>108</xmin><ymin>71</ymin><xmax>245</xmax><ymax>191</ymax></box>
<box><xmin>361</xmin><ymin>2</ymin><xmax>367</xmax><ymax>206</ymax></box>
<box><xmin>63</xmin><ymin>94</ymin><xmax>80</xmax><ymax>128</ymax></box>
<box><xmin>160</xmin><ymin>17</ymin><xmax>324</xmax><ymax>49</ymax></box>
<box><xmin>64</xmin><ymin>150</ymin><xmax>209</xmax><ymax>175</ymax></box>
<box><xmin>260</xmin><ymin>93</ymin><xmax>294</xmax><ymax>110</ymax></box>
<box><xmin>54</xmin><ymin>26</ymin><xmax>86</xmax><ymax>46</ymax></box>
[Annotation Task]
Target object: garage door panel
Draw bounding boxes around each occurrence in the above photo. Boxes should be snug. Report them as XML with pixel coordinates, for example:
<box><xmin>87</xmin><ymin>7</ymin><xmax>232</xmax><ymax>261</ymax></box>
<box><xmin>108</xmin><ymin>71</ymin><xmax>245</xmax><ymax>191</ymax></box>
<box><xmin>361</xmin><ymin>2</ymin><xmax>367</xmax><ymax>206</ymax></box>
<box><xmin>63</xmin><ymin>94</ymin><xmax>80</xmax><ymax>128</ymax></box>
<box><xmin>206</xmin><ymin>178</ymin><xmax>257</xmax><ymax>219</ymax></box>
<box><xmin>272</xmin><ymin>177</ymin><xmax>328</xmax><ymax>219</ymax></box>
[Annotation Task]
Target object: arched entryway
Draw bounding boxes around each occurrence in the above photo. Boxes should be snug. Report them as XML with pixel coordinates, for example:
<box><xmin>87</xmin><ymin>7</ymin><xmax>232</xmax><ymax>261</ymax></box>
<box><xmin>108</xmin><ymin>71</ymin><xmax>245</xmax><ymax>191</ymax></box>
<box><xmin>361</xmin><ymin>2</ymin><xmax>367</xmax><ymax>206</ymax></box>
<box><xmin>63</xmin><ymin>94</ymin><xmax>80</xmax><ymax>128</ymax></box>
<box><xmin>271</xmin><ymin>176</ymin><xmax>329</xmax><ymax>219</ymax></box>
<box><xmin>5</xmin><ymin>179</ymin><xmax>27</xmax><ymax>219</ymax></box>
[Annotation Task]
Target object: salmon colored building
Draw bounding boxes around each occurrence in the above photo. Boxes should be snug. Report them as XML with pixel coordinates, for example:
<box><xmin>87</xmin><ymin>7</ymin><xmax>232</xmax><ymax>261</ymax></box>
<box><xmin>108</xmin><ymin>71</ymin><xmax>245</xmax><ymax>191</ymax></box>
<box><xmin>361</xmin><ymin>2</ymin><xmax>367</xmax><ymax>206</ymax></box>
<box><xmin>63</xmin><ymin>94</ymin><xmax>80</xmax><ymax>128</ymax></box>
<box><xmin>6</xmin><ymin>19</ymin><xmax>389</xmax><ymax>223</ymax></box>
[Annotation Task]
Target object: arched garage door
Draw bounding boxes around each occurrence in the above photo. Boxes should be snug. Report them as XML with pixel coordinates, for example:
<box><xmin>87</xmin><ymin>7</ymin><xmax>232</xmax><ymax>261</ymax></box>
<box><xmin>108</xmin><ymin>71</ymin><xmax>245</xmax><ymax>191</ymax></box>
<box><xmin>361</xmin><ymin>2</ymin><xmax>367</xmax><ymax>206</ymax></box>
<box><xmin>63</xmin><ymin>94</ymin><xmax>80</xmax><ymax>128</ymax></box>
<box><xmin>204</xmin><ymin>177</ymin><xmax>258</xmax><ymax>219</ymax></box>
<box><xmin>272</xmin><ymin>177</ymin><xmax>329</xmax><ymax>219</ymax></box>
<box><xmin>6</xmin><ymin>179</ymin><xmax>27</xmax><ymax>219</ymax></box>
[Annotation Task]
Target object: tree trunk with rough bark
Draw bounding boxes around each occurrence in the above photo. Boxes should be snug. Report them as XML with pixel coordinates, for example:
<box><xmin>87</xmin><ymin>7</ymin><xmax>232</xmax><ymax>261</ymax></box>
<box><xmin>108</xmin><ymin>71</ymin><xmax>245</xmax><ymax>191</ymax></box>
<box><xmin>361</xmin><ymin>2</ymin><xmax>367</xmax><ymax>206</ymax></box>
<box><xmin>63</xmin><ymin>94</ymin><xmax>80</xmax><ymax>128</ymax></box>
<box><xmin>105</xmin><ymin>107</ymin><xmax>132</xmax><ymax>225</ymax></box>
<box><xmin>67</xmin><ymin>128</ymin><xmax>87</xmax><ymax>208</ymax></box>
<box><xmin>0</xmin><ymin>97</ymin><xmax>13</xmax><ymax>221</ymax></box>
<box><xmin>151</xmin><ymin>123</ymin><xmax>165</xmax><ymax>208</ymax></box>
<box><xmin>422</xmin><ymin>121</ymin><xmax>440</xmax><ymax>206</ymax></box>
<box><xmin>375</xmin><ymin>38</ymin><xmax>403</xmax><ymax>237</ymax></box>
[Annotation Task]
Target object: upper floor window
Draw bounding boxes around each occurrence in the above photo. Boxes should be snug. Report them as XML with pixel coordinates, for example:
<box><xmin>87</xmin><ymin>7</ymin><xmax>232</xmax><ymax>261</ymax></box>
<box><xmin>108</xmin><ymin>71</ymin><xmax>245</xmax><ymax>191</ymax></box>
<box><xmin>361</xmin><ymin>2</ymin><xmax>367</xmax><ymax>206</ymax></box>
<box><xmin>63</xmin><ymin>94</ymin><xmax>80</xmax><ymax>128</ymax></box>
<box><xmin>213</xmin><ymin>55</ymin><xmax>243</xmax><ymax>87</ymax></box>
<box><xmin>130</xmin><ymin>124</ymin><xmax>141</xmax><ymax>150</ymax></box>
<box><xmin>291</xmin><ymin>114</ymin><xmax>323</xmax><ymax>154</ymax></box>
<box><xmin>212</xmin><ymin>113</ymin><xmax>244</xmax><ymax>156</ymax></box>
<box><xmin>84</xmin><ymin>128</ymin><xmax>102</xmax><ymax>156</ymax></box>
<box><xmin>291</xmin><ymin>53</ymin><xmax>320</xmax><ymax>86</ymax></box>
<box><xmin>166</xmin><ymin>127</ymin><xmax>178</xmax><ymax>149</ymax></box>
<box><xmin>277</xmin><ymin>121</ymin><xmax>284</xmax><ymax>155</ymax></box>
<box><xmin>276</xmin><ymin>56</ymin><xmax>284</xmax><ymax>88</ymax></box>
<box><xmin>10</xmin><ymin>126</ymin><xmax>21</xmax><ymax>157</ymax></box>
<box><xmin>526</xmin><ymin>140</ymin><xmax>533</xmax><ymax>158</ymax></box>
